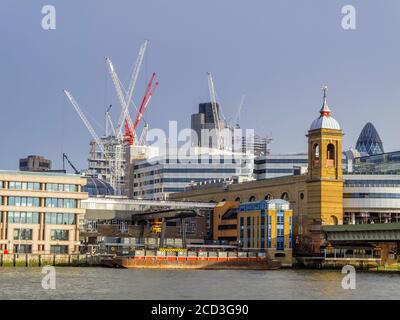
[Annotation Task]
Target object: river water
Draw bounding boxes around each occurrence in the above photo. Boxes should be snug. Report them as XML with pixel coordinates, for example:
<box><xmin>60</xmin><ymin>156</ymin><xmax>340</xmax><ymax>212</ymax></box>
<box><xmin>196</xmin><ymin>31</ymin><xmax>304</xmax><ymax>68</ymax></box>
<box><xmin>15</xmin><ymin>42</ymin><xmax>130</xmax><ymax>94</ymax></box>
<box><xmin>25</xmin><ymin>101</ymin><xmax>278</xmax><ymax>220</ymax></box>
<box><xmin>0</xmin><ymin>267</ymin><xmax>399</xmax><ymax>300</ymax></box>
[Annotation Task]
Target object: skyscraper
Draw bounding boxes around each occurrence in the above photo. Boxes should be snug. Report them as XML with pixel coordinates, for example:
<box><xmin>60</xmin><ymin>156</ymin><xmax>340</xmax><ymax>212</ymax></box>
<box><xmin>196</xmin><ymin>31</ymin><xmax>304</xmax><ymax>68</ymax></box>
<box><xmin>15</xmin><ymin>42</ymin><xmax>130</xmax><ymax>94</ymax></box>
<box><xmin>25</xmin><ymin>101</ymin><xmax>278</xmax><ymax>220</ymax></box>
<box><xmin>355</xmin><ymin>122</ymin><xmax>384</xmax><ymax>155</ymax></box>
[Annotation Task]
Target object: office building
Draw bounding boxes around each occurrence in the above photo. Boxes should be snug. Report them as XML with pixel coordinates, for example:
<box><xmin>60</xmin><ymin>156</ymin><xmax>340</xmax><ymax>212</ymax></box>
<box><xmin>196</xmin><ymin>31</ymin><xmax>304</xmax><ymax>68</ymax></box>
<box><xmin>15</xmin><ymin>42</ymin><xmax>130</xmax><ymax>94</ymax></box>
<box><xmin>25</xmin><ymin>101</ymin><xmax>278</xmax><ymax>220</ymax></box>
<box><xmin>355</xmin><ymin>122</ymin><xmax>384</xmax><ymax>155</ymax></box>
<box><xmin>191</xmin><ymin>102</ymin><xmax>226</xmax><ymax>147</ymax></box>
<box><xmin>0</xmin><ymin>171</ymin><xmax>88</xmax><ymax>254</ymax></box>
<box><xmin>254</xmin><ymin>154</ymin><xmax>308</xmax><ymax>179</ymax></box>
<box><xmin>131</xmin><ymin>149</ymin><xmax>254</xmax><ymax>200</ymax></box>
<box><xmin>238</xmin><ymin>199</ymin><xmax>292</xmax><ymax>265</ymax></box>
<box><xmin>19</xmin><ymin>155</ymin><xmax>52</xmax><ymax>172</ymax></box>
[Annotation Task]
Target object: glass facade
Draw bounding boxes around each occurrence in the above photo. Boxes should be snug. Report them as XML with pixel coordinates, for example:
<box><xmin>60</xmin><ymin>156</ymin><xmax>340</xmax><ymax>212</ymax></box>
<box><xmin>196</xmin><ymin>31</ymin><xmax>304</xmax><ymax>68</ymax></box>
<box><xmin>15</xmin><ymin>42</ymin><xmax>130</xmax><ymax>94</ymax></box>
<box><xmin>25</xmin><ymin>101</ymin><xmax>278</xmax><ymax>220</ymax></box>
<box><xmin>9</xmin><ymin>181</ymin><xmax>40</xmax><ymax>190</ymax></box>
<box><xmin>46</xmin><ymin>183</ymin><xmax>77</xmax><ymax>192</ymax></box>
<box><xmin>276</xmin><ymin>212</ymin><xmax>284</xmax><ymax>251</ymax></box>
<box><xmin>8</xmin><ymin>212</ymin><xmax>39</xmax><ymax>224</ymax></box>
<box><xmin>355</xmin><ymin>122</ymin><xmax>384</xmax><ymax>156</ymax></box>
<box><xmin>45</xmin><ymin>198</ymin><xmax>76</xmax><ymax>208</ymax></box>
<box><xmin>45</xmin><ymin>213</ymin><xmax>75</xmax><ymax>225</ymax></box>
<box><xmin>8</xmin><ymin>197</ymin><xmax>40</xmax><ymax>207</ymax></box>
<box><xmin>238</xmin><ymin>200</ymin><xmax>291</xmax><ymax>251</ymax></box>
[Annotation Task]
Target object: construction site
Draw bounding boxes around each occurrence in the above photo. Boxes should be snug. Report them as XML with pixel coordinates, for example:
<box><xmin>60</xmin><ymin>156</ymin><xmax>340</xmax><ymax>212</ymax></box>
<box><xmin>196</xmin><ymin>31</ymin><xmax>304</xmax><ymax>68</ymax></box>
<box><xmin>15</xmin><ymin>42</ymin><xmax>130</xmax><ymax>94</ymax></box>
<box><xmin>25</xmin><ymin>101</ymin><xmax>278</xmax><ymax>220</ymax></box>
<box><xmin>61</xmin><ymin>40</ymin><xmax>271</xmax><ymax>201</ymax></box>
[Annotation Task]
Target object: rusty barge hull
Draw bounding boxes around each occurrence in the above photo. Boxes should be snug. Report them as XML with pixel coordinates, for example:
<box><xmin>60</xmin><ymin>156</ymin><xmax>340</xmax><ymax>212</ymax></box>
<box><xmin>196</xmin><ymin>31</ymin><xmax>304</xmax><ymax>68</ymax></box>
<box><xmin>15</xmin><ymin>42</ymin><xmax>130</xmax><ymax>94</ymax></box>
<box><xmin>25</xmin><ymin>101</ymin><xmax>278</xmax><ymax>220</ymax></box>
<box><xmin>106</xmin><ymin>256</ymin><xmax>281</xmax><ymax>270</ymax></box>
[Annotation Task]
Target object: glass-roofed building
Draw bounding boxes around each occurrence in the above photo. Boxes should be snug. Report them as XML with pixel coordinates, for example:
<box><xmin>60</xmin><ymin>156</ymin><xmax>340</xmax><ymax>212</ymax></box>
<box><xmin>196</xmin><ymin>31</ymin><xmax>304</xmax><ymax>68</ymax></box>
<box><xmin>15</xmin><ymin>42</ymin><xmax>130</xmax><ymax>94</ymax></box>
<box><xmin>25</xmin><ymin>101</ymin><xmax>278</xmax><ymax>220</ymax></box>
<box><xmin>82</xmin><ymin>176</ymin><xmax>114</xmax><ymax>197</ymax></box>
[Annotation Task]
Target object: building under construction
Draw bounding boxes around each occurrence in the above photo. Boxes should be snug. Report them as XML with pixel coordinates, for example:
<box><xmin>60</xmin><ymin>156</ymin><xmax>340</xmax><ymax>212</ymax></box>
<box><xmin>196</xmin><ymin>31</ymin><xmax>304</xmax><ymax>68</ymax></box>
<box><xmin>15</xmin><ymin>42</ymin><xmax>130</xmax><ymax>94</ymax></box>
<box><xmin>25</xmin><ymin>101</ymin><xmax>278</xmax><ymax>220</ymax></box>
<box><xmin>64</xmin><ymin>40</ymin><xmax>157</xmax><ymax>196</ymax></box>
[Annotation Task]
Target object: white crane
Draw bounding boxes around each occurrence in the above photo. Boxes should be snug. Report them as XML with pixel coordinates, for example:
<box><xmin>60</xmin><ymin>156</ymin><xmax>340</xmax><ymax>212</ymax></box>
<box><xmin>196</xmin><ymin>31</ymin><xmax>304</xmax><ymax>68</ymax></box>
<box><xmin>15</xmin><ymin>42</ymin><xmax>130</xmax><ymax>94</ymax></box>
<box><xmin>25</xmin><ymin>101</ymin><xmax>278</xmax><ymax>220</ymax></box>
<box><xmin>63</xmin><ymin>90</ymin><xmax>106</xmax><ymax>156</ymax></box>
<box><xmin>138</xmin><ymin>122</ymin><xmax>149</xmax><ymax>146</ymax></box>
<box><xmin>207</xmin><ymin>72</ymin><xmax>224</xmax><ymax>150</ymax></box>
<box><xmin>106</xmin><ymin>40</ymin><xmax>148</xmax><ymax>138</ymax></box>
<box><xmin>106</xmin><ymin>57</ymin><xmax>134</xmax><ymax>133</ymax></box>
<box><xmin>234</xmin><ymin>94</ymin><xmax>246</xmax><ymax>129</ymax></box>
<box><xmin>105</xmin><ymin>105</ymin><xmax>117</xmax><ymax>137</ymax></box>
<box><xmin>63</xmin><ymin>90</ymin><xmax>123</xmax><ymax>193</ymax></box>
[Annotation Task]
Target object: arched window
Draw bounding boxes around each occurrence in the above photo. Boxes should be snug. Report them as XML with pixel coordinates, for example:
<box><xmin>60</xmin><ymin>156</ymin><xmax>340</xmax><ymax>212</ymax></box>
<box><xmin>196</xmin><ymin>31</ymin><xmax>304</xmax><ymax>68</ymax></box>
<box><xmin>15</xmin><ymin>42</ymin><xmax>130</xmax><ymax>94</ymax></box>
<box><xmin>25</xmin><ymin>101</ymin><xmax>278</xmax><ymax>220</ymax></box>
<box><xmin>235</xmin><ymin>197</ymin><xmax>241</xmax><ymax>202</ymax></box>
<box><xmin>327</xmin><ymin>143</ymin><xmax>335</xmax><ymax>160</ymax></box>
<box><xmin>281</xmin><ymin>192</ymin><xmax>289</xmax><ymax>201</ymax></box>
<box><xmin>249</xmin><ymin>196</ymin><xmax>256</xmax><ymax>202</ymax></box>
<box><xmin>265</xmin><ymin>194</ymin><xmax>273</xmax><ymax>201</ymax></box>
<box><xmin>313</xmin><ymin>143</ymin><xmax>320</xmax><ymax>160</ymax></box>
<box><xmin>330</xmin><ymin>215</ymin><xmax>338</xmax><ymax>225</ymax></box>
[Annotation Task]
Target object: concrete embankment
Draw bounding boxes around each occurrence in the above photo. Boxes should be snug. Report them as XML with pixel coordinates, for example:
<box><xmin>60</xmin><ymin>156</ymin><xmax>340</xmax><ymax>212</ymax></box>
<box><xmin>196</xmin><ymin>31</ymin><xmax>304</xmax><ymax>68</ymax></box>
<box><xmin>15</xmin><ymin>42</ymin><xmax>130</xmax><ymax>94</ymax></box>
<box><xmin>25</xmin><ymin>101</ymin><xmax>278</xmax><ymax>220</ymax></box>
<box><xmin>0</xmin><ymin>254</ymin><xmax>102</xmax><ymax>267</ymax></box>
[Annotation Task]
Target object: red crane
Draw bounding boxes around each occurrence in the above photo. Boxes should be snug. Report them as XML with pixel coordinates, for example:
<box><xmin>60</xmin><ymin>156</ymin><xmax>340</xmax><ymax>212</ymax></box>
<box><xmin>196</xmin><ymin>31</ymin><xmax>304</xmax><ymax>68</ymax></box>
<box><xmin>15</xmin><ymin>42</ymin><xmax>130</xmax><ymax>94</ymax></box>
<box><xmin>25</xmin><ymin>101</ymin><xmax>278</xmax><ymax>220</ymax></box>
<box><xmin>124</xmin><ymin>72</ymin><xmax>159</xmax><ymax>145</ymax></box>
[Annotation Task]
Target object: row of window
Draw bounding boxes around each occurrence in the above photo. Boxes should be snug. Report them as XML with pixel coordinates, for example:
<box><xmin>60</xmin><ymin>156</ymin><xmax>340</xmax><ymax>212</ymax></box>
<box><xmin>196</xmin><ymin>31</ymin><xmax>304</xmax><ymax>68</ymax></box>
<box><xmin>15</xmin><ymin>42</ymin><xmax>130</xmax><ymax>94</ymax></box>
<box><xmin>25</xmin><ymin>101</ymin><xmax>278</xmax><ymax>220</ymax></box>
<box><xmin>6</xmin><ymin>197</ymin><xmax>77</xmax><ymax>208</ymax></box>
<box><xmin>7</xmin><ymin>212</ymin><xmax>76</xmax><ymax>225</ymax></box>
<box><xmin>1</xmin><ymin>181</ymin><xmax>78</xmax><ymax>192</ymax></box>
<box><xmin>9</xmin><ymin>181</ymin><xmax>40</xmax><ymax>190</ymax></box>
<box><xmin>134</xmin><ymin>168</ymin><xmax>238</xmax><ymax>178</ymax></box>
<box><xmin>254</xmin><ymin>158</ymin><xmax>308</xmax><ymax>165</ymax></box>
<box><xmin>13</xmin><ymin>245</ymin><xmax>69</xmax><ymax>254</ymax></box>
<box><xmin>134</xmin><ymin>158</ymin><xmax>247</xmax><ymax>170</ymax></box>
<box><xmin>45</xmin><ymin>198</ymin><xmax>77</xmax><ymax>208</ymax></box>
<box><xmin>46</xmin><ymin>184</ymin><xmax>77</xmax><ymax>192</ymax></box>
<box><xmin>254</xmin><ymin>169</ymin><xmax>294</xmax><ymax>175</ymax></box>
<box><xmin>13</xmin><ymin>228</ymin><xmax>69</xmax><ymax>241</ymax></box>
<box><xmin>8</xmin><ymin>197</ymin><xmax>40</xmax><ymax>207</ymax></box>
<box><xmin>344</xmin><ymin>193</ymin><xmax>400</xmax><ymax>199</ymax></box>
<box><xmin>344</xmin><ymin>179</ymin><xmax>400</xmax><ymax>187</ymax></box>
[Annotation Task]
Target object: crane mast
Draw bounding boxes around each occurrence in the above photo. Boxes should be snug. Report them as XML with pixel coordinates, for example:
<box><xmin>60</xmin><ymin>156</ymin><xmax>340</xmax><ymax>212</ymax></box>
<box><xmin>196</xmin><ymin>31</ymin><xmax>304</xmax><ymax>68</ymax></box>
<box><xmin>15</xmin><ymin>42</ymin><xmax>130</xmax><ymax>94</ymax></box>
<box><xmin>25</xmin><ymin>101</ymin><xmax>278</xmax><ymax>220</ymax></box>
<box><xmin>207</xmin><ymin>72</ymin><xmax>224</xmax><ymax>150</ymax></box>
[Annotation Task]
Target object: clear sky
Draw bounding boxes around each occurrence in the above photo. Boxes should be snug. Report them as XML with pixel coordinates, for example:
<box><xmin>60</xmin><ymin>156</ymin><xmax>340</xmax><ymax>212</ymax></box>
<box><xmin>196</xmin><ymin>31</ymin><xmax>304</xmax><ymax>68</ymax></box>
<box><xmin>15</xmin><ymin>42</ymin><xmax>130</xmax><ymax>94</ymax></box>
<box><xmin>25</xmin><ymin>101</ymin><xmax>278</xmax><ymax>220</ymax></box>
<box><xmin>1</xmin><ymin>0</ymin><xmax>400</xmax><ymax>170</ymax></box>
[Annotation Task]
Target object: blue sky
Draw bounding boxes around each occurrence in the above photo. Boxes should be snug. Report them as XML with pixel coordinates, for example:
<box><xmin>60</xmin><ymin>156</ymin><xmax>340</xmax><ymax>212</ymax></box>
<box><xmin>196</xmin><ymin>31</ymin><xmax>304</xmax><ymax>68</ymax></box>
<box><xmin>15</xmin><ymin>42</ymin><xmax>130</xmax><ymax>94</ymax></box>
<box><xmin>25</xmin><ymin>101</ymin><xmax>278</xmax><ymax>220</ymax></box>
<box><xmin>1</xmin><ymin>0</ymin><xmax>400</xmax><ymax>170</ymax></box>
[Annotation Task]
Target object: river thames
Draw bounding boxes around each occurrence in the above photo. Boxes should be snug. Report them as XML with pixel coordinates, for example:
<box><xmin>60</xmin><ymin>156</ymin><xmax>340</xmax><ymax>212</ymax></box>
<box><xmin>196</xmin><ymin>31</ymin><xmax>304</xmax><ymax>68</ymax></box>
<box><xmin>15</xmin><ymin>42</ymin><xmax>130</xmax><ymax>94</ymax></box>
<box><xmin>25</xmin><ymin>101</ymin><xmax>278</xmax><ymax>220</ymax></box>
<box><xmin>0</xmin><ymin>267</ymin><xmax>399</xmax><ymax>299</ymax></box>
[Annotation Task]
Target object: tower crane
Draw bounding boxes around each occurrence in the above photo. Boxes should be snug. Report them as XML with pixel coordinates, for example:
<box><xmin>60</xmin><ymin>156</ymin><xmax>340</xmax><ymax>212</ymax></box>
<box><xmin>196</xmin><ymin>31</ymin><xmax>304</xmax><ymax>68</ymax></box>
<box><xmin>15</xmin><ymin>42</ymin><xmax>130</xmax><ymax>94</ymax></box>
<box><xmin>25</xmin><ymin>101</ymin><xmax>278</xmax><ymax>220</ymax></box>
<box><xmin>105</xmin><ymin>105</ymin><xmax>116</xmax><ymax>137</ymax></box>
<box><xmin>207</xmin><ymin>72</ymin><xmax>224</xmax><ymax>150</ymax></box>
<box><xmin>63</xmin><ymin>90</ymin><xmax>121</xmax><ymax>192</ymax></box>
<box><xmin>106</xmin><ymin>40</ymin><xmax>148</xmax><ymax>138</ymax></box>
<box><xmin>124</xmin><ymin>72</ymin><xmax>159</xmax><ymax>145</ymax></box>
<box><xmin>234</xmin><ymin>95</ymin><xmax>246</xmax><ymax>129</ymax></box>
<box><xmin>63</xmin><ymin>90</ymin><xmax>106</xmax><ymax>156</ymax></box>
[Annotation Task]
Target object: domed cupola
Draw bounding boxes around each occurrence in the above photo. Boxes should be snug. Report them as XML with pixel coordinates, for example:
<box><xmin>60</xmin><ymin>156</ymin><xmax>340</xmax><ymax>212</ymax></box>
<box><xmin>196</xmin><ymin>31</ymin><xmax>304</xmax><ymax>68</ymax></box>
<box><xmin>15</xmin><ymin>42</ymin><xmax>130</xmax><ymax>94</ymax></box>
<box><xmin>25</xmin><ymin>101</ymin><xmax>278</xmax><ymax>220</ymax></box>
<box><xmin>310</xmin><ymin>86</ymin><xmax>341</xmax><ymax>131</ymax></box>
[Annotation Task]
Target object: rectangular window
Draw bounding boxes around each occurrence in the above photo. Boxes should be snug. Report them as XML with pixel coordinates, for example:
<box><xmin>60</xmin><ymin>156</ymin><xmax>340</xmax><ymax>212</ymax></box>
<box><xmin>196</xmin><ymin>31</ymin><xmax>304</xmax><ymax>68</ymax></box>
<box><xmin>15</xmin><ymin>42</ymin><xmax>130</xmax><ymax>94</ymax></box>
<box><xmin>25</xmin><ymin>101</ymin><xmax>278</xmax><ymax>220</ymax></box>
<box><xmin>13</xmin><ymin>228</ymin><xmax>33</xmax><ymax>240</ymax></box>
<box><xmin>50</xmin><ymin>229</ymin><xmax>69</xmax><ymax>241</ymax></box>
<box><xmin>50</xmin><ymin>245</ymin><xmax>68</xmax><ymax>254</ymax></box>
<box><xmin>45</xmin><ymin>198</ymin><xmax>77</xmax><ymax>208</ymax></box>
<box><xmin>45</xmin><ymin>213</ymin><xmax>75</xmax><ymax>225</ymax></box>
<box><xmin>9</xmin><ymin>182</ymin><xmax>40</xmax><ymax>190</ymax></box>
<box><xmin>13</xmin><ymin>244</ymin><xmax>32</xmax><ymax>253</ymax></box>
<box><xmin>9</xmin><ymin>212</ymin><xmax>39</xmax><ymax>224</ymax></box>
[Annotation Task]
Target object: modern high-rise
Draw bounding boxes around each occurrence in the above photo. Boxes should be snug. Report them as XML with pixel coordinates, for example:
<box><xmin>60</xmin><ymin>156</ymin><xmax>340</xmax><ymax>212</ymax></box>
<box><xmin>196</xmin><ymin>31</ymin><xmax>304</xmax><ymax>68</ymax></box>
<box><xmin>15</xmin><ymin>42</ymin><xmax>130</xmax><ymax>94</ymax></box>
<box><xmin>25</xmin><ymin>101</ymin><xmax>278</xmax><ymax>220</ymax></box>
<box><xmin>355</xmin><ymin>122</ymin><xmax>384</xmax><ymax>155</ymax></box>
<box><xmin>191</xmin><ymin>102</ymin><xmax>226</xmax><ymax>147</ymax></box>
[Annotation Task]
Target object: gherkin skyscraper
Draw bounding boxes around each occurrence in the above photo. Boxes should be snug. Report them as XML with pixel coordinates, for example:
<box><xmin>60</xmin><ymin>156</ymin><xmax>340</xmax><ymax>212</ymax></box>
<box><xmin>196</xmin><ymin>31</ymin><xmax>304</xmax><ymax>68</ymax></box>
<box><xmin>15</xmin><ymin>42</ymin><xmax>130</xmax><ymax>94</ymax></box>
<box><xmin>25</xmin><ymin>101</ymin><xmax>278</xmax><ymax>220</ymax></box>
<box><xmin>355</xmin><ymin>122</ymin><xmax>384</xmax><ymax>155</ymax></box>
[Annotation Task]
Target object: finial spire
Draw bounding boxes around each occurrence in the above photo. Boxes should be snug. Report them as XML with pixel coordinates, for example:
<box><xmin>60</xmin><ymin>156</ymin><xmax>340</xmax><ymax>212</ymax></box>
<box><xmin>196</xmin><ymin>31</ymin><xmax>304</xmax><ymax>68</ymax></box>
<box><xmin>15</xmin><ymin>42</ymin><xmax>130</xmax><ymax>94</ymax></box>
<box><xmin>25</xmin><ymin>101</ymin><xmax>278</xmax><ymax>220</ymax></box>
<box><xmin>320</xmin><ymin>85</ymin><xmax>331</xmax><ymax>116</ymax></box>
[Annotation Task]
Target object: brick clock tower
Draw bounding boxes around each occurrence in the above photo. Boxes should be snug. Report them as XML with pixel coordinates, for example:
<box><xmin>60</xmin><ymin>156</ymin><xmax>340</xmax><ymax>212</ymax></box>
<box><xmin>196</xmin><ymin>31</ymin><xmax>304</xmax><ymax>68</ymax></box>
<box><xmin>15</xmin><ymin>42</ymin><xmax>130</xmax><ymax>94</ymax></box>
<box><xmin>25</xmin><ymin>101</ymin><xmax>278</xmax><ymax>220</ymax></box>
<box><xmin>306</xmin><ymin>86</ymin><xmax>343</xmax><ymax>253</ymax></box>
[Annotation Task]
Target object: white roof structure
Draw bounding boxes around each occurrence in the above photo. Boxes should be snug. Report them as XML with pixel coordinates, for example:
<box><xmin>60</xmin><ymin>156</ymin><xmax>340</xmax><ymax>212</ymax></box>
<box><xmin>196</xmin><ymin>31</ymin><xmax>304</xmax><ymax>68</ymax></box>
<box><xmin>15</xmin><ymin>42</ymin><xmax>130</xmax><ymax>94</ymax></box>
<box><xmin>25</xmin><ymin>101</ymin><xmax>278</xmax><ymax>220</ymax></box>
<box><xmin>309</xmin><ymin>86</ymin><xmax>341</xmax><ymax>131</ymax></box>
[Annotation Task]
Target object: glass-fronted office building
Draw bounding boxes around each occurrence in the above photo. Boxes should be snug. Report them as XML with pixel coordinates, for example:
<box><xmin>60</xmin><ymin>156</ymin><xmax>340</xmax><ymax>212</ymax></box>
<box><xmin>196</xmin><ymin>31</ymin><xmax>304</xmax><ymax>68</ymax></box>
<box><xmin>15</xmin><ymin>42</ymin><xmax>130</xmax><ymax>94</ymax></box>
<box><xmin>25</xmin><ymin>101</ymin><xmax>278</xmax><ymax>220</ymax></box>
<box><xmin>0</xmin><ymin>171</ymin><xmax>88</xmax><ymax>254</ymax></box>
<box><xmin>238</xmin><ymin>199</ymin><xmax>292</xmax><ymax>253</ymax></box>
